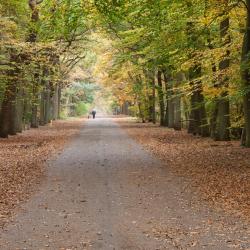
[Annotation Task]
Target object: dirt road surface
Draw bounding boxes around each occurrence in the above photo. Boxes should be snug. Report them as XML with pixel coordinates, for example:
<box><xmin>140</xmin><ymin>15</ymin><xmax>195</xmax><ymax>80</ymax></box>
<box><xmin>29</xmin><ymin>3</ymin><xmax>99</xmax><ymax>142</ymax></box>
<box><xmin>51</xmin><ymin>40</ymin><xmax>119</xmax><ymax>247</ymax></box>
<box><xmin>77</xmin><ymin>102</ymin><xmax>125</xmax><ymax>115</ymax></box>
<box><xmin>0</xmin><ymin>118</ymin><xmax>249</xmax><ymax>249</ymax></box>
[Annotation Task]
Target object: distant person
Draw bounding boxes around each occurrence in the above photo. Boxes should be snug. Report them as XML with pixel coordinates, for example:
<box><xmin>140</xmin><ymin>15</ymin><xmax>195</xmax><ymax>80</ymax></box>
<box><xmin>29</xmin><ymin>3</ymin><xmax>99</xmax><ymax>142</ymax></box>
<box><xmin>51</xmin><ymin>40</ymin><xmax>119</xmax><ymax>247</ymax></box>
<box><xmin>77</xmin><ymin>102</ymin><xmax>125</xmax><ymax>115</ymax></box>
<box><xmin>92</xmin><ymin>109</ymin><xmax>96</xmax><ymax>119</ymax></box>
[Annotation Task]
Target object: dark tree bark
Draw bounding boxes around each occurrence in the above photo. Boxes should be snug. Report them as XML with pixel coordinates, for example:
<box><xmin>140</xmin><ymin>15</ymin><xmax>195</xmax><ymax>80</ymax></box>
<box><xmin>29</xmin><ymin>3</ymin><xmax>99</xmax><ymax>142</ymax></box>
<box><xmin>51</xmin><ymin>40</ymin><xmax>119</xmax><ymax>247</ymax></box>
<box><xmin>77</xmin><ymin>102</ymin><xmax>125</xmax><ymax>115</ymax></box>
<box><xmin>163</xmin><ymin>71</ymin><xmax>169</xmax><ymax>127</ymax></box>
<box><xmin>241</xmin><ymin>0</ymin><xmax>250</xmax><ymax>147</ymax></box>
<box><xmin>173</xmin><ymin>95</ymin><xmax>181</xmax><ymax>131</ymax></box>
<box><xmin>186</xmin><ymin>18</ymin><xmax>209</xmax><ymax>136</ymax></box>
<box><xmin>8</xmin><ymin>82</ymin><xmax>18</xmax><ymax>135</ymax></box>
<box><xmin>52</xmin><ymin>84</ymin><xmax>59</xmax><ymax>120</ymax></box>
<box><xmin>15</xmin><ymin>86</ymin><xmax>25</xmax><ymax>133</ymax></box>
<box><xmin>44</xmin><ymin>86</ymin><xmax>51</xmax><ymax>124</ymax></box>
<box><xmin>157</xmin><ymin>70</ymin><xmax>165</xmax><ymax>126</ymax></box>
<box><xmin>40</xmin><ymin>89</ymin><xmax>46</xmax><ymax>125</ymax></box>
<box><xmin>163</xmin><ymin>71</ymin><xmax>175</xmax><ymax>128</ymax></box>
<box><xmin>138</xmin><ymin>101</ymin><xmax>145</xmax><ymax>123</ymax></box>
<box><xmin>147</xmin><ymin>70</ymin><xmax>156</xmax><ymax>123</ymax></box>
<box><xmin>58</xmin><ymin>84</ymin><xmax>62</xmax><ymax>119</ymax></box>
<box><xmin>31</xmin><ymin>77</ymin><xmax>39</xmax><ymax>128</ymax></box>
<box><xmin>210</xmin><ymin>99</ymin><xmax>219</xmax><ymax>139</ymax></box>
<box><xmin>204</xmin><ymin>0</ymin><xmax>220</xmax><ymax>138</ymax></box>
<box><xmin>0</xmin><ymin>52</ymin><xmax>19</xmax><ymax>137</ymax></box>
<box><xmin>0</xmin><ymin>84</ymin><xmax>15</xmax><ymax>137</ymax></box>
<box><xmin>215</xmin><ymin>2</ymin><xmax>231</xmax><ymax>141</ymax></box>
<box><xmin>188</xmin><ymin>64</ymin><xmax>209</xmax><ymax>137</ymax></box>
<box><xmin>28</xmin><ymin>0</ymin><xmax>44</xmax><ymax>128</ymax></box>
<box><xmin>173</xmin><ymin>72</ymin><xmax>183</xmax><ymax>131</ymax></box>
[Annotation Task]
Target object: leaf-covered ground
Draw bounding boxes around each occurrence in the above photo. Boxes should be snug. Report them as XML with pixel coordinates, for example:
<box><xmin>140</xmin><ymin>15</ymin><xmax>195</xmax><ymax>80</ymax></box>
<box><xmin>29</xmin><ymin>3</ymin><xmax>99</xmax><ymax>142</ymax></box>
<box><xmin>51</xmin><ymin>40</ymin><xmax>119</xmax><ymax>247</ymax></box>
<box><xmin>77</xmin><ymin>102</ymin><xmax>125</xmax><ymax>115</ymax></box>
<box><xmin>1</xmin><ymin>117</ymin><xmax>249</xmax><ymax>250</ymax></box>
<box><xmin>118</xmin><ymin>118</ymin><xmax>250</xmax><ymax>221</ymax></box>
<box><xmin>0</xmin><ymin>119</ymin><xmax>82</xmax><ymax>228</ymax></box>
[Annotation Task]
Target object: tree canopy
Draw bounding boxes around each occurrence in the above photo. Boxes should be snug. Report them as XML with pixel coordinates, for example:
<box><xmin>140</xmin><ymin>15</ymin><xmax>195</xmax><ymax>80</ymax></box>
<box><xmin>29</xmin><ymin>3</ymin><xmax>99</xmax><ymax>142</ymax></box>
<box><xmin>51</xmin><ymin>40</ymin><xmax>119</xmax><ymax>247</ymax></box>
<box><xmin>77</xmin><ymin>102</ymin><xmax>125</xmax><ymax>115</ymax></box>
<box><xmin>1</xmin><ymin>0</ymin><xmax>250</xmax><ymax>146</ymax></box>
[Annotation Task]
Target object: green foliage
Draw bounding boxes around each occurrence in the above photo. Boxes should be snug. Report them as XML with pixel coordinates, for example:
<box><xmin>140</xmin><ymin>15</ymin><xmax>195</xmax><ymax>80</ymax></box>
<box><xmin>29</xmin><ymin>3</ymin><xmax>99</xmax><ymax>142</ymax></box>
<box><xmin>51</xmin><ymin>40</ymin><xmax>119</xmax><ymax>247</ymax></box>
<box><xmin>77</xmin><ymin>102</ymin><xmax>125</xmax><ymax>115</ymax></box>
<box><xmin>1</xmin><ymin>0</ymin><xmax>250</xmax><ymax>141</ymax></box>
<box><xmin>61</xmin><ymin>82</ymin><xmax>100</xmax><ymax>118</ymax></box>
<box><xmin>76</xmin><ymin>102</ymin><xmax>89</xmax><ymax>116</ymax></box>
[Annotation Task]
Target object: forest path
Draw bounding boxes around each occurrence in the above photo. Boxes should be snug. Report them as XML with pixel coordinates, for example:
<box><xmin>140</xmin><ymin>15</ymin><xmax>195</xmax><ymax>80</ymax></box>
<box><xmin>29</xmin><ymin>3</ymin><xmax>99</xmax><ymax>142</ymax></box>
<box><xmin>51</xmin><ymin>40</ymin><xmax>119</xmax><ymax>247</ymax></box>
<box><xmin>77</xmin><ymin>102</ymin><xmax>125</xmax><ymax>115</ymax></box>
<box><xmin>0</xmin><ymin>118</ymin><xmax>249</xmax><ymax>250</ymax></box>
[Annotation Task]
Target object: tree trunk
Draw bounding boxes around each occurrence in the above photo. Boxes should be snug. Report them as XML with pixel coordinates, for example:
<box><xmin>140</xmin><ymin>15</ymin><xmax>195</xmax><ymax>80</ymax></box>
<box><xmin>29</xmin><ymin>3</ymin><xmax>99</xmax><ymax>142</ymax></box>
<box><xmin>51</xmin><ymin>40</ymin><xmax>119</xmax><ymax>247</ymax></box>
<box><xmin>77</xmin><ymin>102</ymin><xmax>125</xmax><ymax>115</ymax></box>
<box><xmin>138</xmin><ymin>101</ymin><xmax>145</xmax><ymax>123</ymax></box>
<box><xmin>57</xmin><ymin>84</ymin><xmax>62</xmax><ymax>119</ymax></box>
<box><xmin>173</xmin><ymin>72</ymin><xmax>183</xmax><ymax>131</ymax></box>
<box><xmin>168</xmin><ymin>99</ymin><xmax>175</xmax><ymax>128</ymax></box>
<box><xmin>52</xmin><ymin>84</ymin><xmax>59</xmax><ymax>120</ymax></box>
<box><xmin>0</xmin><ymin>90</ymin><xmax>12</xmax><ymax>138</ymax></box>
<box><xmin>147</xmin><ymin>71</ymin><xmax>156</xmax><ymax>123</ymax></box>
<box><xmin>44</xmin><ymin>87</ymin><xmax>51</xmax><ymax>124</ymax></box>
<box><xmin>28</xmin><ymin>0</ymin><xmax>44</xmax><ymax>128</ymax></box>
<box><xmin>31</xmin><ymin>104</ymin><xmax>38</xmax><ymax>128</ymax></box>
<box><xmin>210</xmin><ymin>99</ymin><xmax>219</xmax><ymax>139</ymax></box>
<box><xmin>174</xmin><ymin>95</ymin><xmax>181</xmax><ymax>130</ymax></box>
<box><xmin>15</xmin><ymin>86</ymin><xmax>24</xmax><ymax>133</ymax></box>
<box><xmin>163</xmin><ymin>69</ymin><xmax>175</xmax><ymax>127</ymax></box>
<box><xmin>157</xmin><ymin>70</ymin><xmax>165</xmax><ymax>126</ymax></box>
<box><xmin>8</xmin><ymin>87</ymin><xmax>18</xmax><ymax>135</ymax></box>
<box><xmin>215</xmin><ymin>2</ymin><xmax>231</xmax><ymax>141</ymax></box>
<box><xmin>31</xmin><ymin>79</ymin><xmax>39</xmax><ymax>128</ymax></box>
<box><xmin>188</xmin><ymin>89</ymin><xmax>199</xmax><ymax>135</ymax></box>
<box><xmin>23</xmin><ymin>88</ymin><xmax>32</xmax><ymax>130</ymax></box>
<box><xmin>165</xmin><ymin>74</ymin><xmax>175</xmax><ymax>128</ymax></box>
<box><xmin>188</xmin><ymin>64</ymin><xmax>209</xmax><ymax>136</ymax></box>
<box><xmin>215</xmin><ymin>94</ymin><xmax>230</xmax><ymax>140</ymax></box>
<box><xmin>241</xmin><ymin>0</ymin><xmax>250</xmax><ymax>146</ymax></box>
<box><xmin>40</xmin><ymin>89</ymin><xmax>46</xmax><ymax>125</ymax></box>
<box><xmin>0</xmin><ymin>52</ymin><xmax>19</xmax><ymax>137</ymax></box>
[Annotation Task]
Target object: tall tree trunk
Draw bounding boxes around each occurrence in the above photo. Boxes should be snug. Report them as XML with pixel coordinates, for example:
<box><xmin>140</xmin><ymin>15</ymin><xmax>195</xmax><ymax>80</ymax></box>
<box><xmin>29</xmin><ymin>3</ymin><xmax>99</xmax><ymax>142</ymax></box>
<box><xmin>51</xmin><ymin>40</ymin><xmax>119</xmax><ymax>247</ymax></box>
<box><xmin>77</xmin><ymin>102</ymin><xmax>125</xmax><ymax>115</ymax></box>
<box><xmin>163</xmin><ymin>71</ymin><xmax>169</xmax><ymax>126</ymax></box>
<box><xmin>0</xmin><ymin>86</ymin><xmax>13</xmax><ymax>138</ymax></box>
<box><xmin>197</xmin><ymin>88</ymin><xmax>210</xmax><ymax>137</ymax></box>
<box><xmin>28</xmin><ymin>0</ymin><xmax>44</xmax><ymax>128</ymax></box>
<box><xmin>216</xmin><ymin>94</ymin><xmax>230</xmax><ymax>140</ymax></box>
<box><xmin>241</xmin><ymin>0</ymin><xmax>250</xmax><ymax>146</ymax></box>
<box><xmin>163</xmin><ymin>68</ymin><xmax>175</xmax><ymax>127</ymax></box>
<box><xmin>188</xmin><ymin>64</ymin><xmax>209</xmax><ymax>136</ymax></box>
<box><xmin>173</xmin><ymin>72</ymin><xmax>183</xmax><ymax>131</ymax></box>
<box><xmin>215</xmin><ymin>1</ymin><xmax>230</xmax><ymax>140</ymax></box>
<box><xmin>205</xmin><ymin>0</ymin><xmax>220</xmax><ymax>138</ymax></box>
<box><xmin>8</xmin><ymin>56</ymin><xmax>20</xmax><ymax>135</ymax></box>
<box><xmin>0</xmin><ymin>52</ymin><xmax>19</xmax><ymax>137</ymax></box>
<box><xmin>52</xmin><ymin>84</ymin><xmax>59</xmax><ymax>120</ymax></box>
<box><xmin>210</xmin><ymin>99</ymin><xmax>219</xmax><ymax>139</ymax></box>
<box><xmin>173</xmin><ymin>95</ymin><xmax>181</xmax><ymax>131</ymax></box>
<box><xmin>23</xmin><ymin>88</ymin><xmax>32</xmax><ymax>130</ymax></box>
<box><xmin>31</xmin><ymin>79</ymin><xmax>39</xmax><ymax>128</ymax></box>
<box><xmin>8</xmin><ymin>82</ymin><xmax>18</xmax><ymax>135</ymax></box>
<box><xmin>164</xmin><ymin>71</ymin><xmax>175</xmax><ymax>128</ymax></box>
<box><xmin>148</xmin><ymin>71</ymin><xmax>156</xmax><ymax>123</ymax></box>
<box><xmin>168</xmin><ymin>97</ymin><xmax>175</xmax><ymax>128</ymax></box>
<box><xmin>58</xmin><ymin>84</ymin><xmax>62</xmax><ymax>119</ymax></box>
<box><xmin>44</xmin><ymin>86</ymin><xmax>51</xmax><ymax>124</ymax></box>
<box><xmin>157</xmin><ymin>70</ymin><xmax>165</xmax><ymax>126</ymax></box>
<box><xmin>40</xmin><ymin>89</ymin><xmax>46</xmax><ymax>125</ymax></box>
<box><xmin>138</xmin><ymin>101</ymin><xmax>145</xmax><ymax>123</ymax></box>
<box><xmin>15</xmin><ymin>86</ymin><xmax>25</xmax><ymax>133</ymax></box>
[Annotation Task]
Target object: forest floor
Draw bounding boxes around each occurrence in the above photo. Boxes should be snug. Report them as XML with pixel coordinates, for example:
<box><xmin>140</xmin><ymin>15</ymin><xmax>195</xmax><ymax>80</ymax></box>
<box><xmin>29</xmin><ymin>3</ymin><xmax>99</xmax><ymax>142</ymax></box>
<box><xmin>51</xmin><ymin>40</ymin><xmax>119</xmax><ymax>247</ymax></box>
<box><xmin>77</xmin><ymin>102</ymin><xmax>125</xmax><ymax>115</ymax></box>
<box><xmin>0</xmin><ymin>119</ymin><xmax>82</xmax><ymax>228</ymax></box>
<box><xmin>0</xmin><ymin>117</ymin><xmax>249</xmax><ymax>249</ymax></box>
<box><xmin>117</xmin><ymin>117</ymin><xmax>250</xmax><ymax>221</ymax></box>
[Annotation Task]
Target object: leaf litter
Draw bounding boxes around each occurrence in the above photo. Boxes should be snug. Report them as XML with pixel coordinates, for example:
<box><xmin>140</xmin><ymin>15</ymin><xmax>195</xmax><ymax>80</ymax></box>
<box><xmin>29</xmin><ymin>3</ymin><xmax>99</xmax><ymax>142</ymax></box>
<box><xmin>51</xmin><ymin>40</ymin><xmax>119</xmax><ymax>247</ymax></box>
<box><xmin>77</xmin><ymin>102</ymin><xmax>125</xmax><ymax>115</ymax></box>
<box><xmin>117</xmin><ymin>118</ymin><xmax>250</xmax><ymax>222</ymax></box>
<box><xmin>0</xmin><ymin>119</ymin><xmax>83</xmax><ymax>228</ymax></box>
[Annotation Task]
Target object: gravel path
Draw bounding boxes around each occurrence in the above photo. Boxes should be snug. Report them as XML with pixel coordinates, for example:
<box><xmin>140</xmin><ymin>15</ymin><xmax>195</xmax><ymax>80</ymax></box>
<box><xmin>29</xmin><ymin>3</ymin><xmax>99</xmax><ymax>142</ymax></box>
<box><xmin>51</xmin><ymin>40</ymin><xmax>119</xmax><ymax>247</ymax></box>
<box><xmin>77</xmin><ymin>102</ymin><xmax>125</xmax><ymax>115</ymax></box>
<box><xmin>0</xmin><ymin>118</ymin><xmax>249</xmax><ymax>250</ymax></box>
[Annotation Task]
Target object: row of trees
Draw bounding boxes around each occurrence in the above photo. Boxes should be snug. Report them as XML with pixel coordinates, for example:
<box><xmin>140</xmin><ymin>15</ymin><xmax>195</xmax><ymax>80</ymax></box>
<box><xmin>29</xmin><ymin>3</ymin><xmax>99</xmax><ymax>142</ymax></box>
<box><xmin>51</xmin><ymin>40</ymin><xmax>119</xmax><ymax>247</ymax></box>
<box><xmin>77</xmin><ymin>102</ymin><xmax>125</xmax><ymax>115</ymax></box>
<box><xmin>2</xmin><ymin>0</ymin><xmax>250</xmax><ymax>147</ymax></box>
<box><xmin>0</xmin><ymin>0</ymin><xmax>91</xmax><ymax>137</ymax></box>
<box><xmin>93</xmin><ymin>0</ymin><xmax>250</xmax><ymax>146</ymax></box>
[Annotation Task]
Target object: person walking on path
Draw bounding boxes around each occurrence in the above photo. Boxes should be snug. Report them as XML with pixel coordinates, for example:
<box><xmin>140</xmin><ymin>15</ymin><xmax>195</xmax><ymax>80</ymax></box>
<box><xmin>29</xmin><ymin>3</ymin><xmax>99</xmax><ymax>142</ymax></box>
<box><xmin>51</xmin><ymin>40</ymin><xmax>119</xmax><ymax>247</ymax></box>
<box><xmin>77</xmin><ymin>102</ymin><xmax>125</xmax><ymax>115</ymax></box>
<box><xmin>92</xmin><ymin>109</ymin><xmax>96</xmax><ymax>119</ymax></box>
